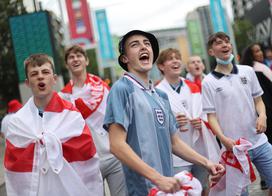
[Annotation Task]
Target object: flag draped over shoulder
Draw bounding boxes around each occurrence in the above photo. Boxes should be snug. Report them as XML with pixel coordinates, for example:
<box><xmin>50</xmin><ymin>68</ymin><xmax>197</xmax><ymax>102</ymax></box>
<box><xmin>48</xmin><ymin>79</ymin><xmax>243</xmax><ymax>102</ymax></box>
<box><xmin>209</xmin><ymin>138</ymin><xmax>256</xmax><ymax>196</ymax></box>
<box><xmin>4</xmin><ymin>92</ymin><xmax>103</xmax><ymax>196</ymax></box>
<box><xmin>156</xmin><ymin>78</ymin><xmax>220</xmax><ymax>163</ymax></box>
<box><xmin>60</xmin><ymin>73</ymin><xmax>109</xmax><ymax>135</ymax></box>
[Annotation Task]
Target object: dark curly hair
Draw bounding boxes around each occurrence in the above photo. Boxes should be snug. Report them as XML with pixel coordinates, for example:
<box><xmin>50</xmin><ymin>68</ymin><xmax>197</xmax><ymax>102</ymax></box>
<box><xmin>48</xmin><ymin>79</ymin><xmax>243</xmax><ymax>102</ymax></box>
<box><xmin>240</xmin><ymin>43</ymin><xmax>261</xmax><ymax>67</ymax></box>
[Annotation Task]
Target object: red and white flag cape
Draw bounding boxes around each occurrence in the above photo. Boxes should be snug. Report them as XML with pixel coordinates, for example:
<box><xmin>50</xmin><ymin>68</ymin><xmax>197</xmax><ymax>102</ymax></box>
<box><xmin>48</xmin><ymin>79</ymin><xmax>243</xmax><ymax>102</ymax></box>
<box><xmin>60</xmin><ymin>73</ymin><xmax>109</xmax><ymax>135</ymax></box>
<box><xmin>4</xmin><ymin>92</ymin><xmax>103</xmax><ymax>196</ymax></box>
<box><xmin>156</xmin><ymin>78</ymin><xmax>220</xmax><ymax>163</ymax></box>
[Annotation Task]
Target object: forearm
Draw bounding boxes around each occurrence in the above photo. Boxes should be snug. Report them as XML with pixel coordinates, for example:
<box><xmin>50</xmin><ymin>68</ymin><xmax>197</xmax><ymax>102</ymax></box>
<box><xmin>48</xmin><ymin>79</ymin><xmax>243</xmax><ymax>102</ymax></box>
<box><xmin>254</xmin><ymin>97</ymin><xmax>267</xmax><ymax>133</ymax></box>
<box><xmin>254</xmin><ymin>96</ymin><xmax>266</xmax><ymax>118</ymax></box>
<box><xmin>207</xmin><ymin>113</ymin><xmax>225</xmax><ymax>141</ymax></box>
<box><xmin>109</xmin><ymin>124</ymin><xmax>162</xmax><ymax>184</ymax></box>
<box><xmin>172</xmin><ymin>134</ymin><xmax>209</xmax><ymax>169</ymax></box>
<box><xmin>207</xmin><ymin>113</ymin><xmax>236</xmax><ymax>150</ymax></box>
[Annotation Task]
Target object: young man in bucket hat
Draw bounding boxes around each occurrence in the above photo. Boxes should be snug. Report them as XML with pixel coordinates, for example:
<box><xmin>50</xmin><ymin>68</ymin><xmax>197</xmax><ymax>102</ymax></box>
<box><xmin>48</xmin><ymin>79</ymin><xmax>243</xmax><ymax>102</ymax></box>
<box><xmin>103</xmin><ymin>30</ymin><xmax>224</xmax><ymax>196</ymax></box>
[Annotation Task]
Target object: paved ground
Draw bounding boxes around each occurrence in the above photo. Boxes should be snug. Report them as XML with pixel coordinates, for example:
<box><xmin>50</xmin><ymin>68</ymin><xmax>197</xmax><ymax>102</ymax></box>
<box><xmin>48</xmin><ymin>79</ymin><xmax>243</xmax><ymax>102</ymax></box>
<box><xmin>0</xmin><ymin>137</ymin><xmax>269</xmax><ymax>195</ymax></box>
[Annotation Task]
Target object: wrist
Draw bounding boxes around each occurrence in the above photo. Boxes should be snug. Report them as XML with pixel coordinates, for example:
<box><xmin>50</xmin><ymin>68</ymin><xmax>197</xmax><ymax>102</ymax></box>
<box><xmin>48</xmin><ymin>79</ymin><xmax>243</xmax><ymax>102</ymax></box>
<box><xmin>218</xmin><ymin>134</ymin><xmax>227</xmax><ymax>143</ymax></box>
<box><xmin>258</xmin><ymin>113</ymin><xmax>267</xmax><ymax>119</ymax></box>
<box><xmin>149</xmin><ymin>170</ymin><xmax>163</xmax><ymax>185</ymax></box>
<box><xmin>202</xmin><ymin>158</ymin><xmax>212</xmax><ymax>171</ymax></box>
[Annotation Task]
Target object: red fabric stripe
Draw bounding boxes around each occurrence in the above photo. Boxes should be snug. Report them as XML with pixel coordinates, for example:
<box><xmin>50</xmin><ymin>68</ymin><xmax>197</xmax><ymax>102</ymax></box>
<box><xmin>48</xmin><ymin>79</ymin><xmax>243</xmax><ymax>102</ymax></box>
<box><xmin>246</xmin><ymin>152</ymin><xmax>256</xmax><ymax>182</ymax></box>
<box><xmin>185</xmin><ymin>172</ymin><xmax>193</xmax><ymax>180</ymax></box>
<box><xmin>194</xmin><ymin>78</ymin><xmax>202</xmax><ymax>92</ymax></box>
<box><xmin>180</xmin><ymin>185</ymin><xmax>193</xmax><ymax>191</ymax></box>
<box><xmin>147</xmin><ymin>188</ymin><xmax>159</xmax><ymax>196</ymax></box>
<box><xmin>4</xmin><ymin>140</ymin><xmax>35</xmax><ymax>172</ymax></box>
<box><xmin>75</xmin><ymin>98</ymin><xmax>92</xmax><ymax>119</ymax></box>
<box><xmin>203</xmin><ymin>120</ymin><xmax>216</xmax><ymax>135</ymax></box>
<box><xmin>221</xmin><ymin>151</ymin><xmax>243</xmax><ymax>173</ymax></box>
<box><xmin>45</xmin><ymin>92</ymin><xmax>78</xmax><ymax>113</ymax></box>
<box><xmin>61</xmin><ymin>81</ymin><xmax>73</xmax><ymax>93</ymax></box>
<box><xmin>184</xmin><ymin>80</ymin><xmax>201</xmax><ymax>93</ymax></box>
<box><xmin>63</xmin><ymin>124</ymin><xmax>96</xmax><ymax>162</ymax></box>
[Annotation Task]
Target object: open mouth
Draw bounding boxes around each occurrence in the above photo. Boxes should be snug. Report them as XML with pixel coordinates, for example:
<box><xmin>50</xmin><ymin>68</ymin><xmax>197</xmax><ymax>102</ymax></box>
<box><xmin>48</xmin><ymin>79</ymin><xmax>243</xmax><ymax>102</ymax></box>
<box><xmin>222</xmin><ymin>50</ymin><xmax>230</xmax><ymax>54</ymax></box>
<box><xmin>38</xmin><ymin>82</ymin><xmax>46</xmax><ymax>90</ymax></box>
<box><xmin>172</xmin><ymin>64</ymin><xmax>180</xmax><ymax>70</ymax></box>
<box><xmin>139</xmin><ymin>53</ymin><xmax>150</xmax><ymax>63</ymax></box>
<box><xmin>72</xmin><ymin>63</ymin><xmax>81</xmax><ymax>68</ymax></box>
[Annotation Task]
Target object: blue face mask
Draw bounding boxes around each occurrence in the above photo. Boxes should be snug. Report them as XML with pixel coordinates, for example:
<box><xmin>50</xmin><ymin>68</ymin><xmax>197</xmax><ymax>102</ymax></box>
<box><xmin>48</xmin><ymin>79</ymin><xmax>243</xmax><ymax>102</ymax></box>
<box><xmin>216</xmin><ymin>54</ymin><xmax>234</xmax><ymax>65</ymax></box>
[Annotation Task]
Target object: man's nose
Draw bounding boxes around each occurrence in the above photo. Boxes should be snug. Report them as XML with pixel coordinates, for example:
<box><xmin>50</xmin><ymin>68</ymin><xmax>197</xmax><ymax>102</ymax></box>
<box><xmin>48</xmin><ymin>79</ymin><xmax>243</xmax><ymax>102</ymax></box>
<box><xmin>37</xmin><ymin>72</ymin><xmax>44</xmax><ymax>79</ymax></box>
<box><xmin>140</xmin><ymin>43</ymin><xmax>148</xmax><ymax>50</ymax></box>
<box><xmin>222</xmin><ymin>42</ymin><xmax>228</xmax><ymax>47</ymax></box>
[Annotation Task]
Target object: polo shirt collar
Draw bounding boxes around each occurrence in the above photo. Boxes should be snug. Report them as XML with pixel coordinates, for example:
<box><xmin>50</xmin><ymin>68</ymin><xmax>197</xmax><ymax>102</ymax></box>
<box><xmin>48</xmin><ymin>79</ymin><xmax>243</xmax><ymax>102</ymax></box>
<box><xmin>212</xmin><ymin>64</ymin><xmax>238</xmax><ymax>79</ymax></box>
<box><xmin>170</xmin><ymin>78</ymin><xmax>183</xmax><ymax>93</ymax></box>
<box><xmin>124</xmin><ymin>72</ymin><xmax>154</xmax><ymax>91</ymax></box>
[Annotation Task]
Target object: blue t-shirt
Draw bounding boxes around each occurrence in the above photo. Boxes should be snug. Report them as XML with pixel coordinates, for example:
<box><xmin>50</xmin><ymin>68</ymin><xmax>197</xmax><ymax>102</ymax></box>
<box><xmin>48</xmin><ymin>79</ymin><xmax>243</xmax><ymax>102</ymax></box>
<box><xmin>103</xmin><ymin>73</ymin><xmax>178</xmax><ymax>196</ymax></box>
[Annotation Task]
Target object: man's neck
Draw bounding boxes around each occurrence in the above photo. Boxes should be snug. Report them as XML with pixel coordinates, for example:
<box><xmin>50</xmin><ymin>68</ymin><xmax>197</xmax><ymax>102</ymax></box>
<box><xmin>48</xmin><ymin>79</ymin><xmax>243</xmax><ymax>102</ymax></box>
<box><xmin>215</xmin><ymin>63</ymin><xmax>233</xmax><ymax>75</ymax></box>
<box><xmin>72</xmin><ymin>72</ymin><xmax>87</xmax><ymax>87</ymax></box>
<box><xmin>129</xmin><ymin>70</ymin><xmax>149</xmax><ymax>85</ymax></box>
<box><xmin>165</xmin><ymin>75</ymin><xmax>180</xmax><ymax>85</ymax></box>
<box><xmin>33</xmin><ymin>93</ymin><xmax>54</xmax><ymax>110</ymax></box>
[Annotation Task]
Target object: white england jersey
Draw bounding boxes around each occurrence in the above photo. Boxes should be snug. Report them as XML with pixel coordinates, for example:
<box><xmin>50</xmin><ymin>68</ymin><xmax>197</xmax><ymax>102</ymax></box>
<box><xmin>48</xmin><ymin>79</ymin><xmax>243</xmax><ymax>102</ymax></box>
<box><xmin>202</xmin><ymin>65</ymin><xmax>267</xmax><ymax>149</ymax></box>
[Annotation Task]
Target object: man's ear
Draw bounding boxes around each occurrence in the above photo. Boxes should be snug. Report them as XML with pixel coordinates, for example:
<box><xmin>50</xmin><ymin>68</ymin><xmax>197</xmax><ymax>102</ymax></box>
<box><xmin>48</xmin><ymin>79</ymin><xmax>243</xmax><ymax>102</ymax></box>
<box><xmin>157</xmin><ymin>63</ymin><xmax>164</xmax><ymax>73</ymax></box>
<box><xmin>65</xmin><ymin>63</ymin><xmax>69</xmax><ymax>69</ymax></box>
<box><xmin>120</xmin><ymin>55</ymin><xmax>128</xmax><ymax>64</ymax></box>
<box><xmin>53</xmin><ymin>74</ymin><xmax>57</xmax><ymax>84</ymax></box>
<box><xmin>25</xmin><ymin>78</ymin><xmax>30</xmax><ymax>88</ymax></box>
<box><xmin>208</xmin><ymin>48</ymin><xmax>214</xmax><ymax>56</ymax></box>
<box><xmin>86</xmin><ymin>57</ymin><xmax>89</xmax><ymax>67</ymax></box>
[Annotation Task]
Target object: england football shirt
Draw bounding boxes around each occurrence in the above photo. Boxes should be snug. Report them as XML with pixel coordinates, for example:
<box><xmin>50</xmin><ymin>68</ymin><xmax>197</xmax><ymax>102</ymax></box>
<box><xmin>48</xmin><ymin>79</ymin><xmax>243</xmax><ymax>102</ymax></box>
<box><xmin>103</xmin><ymin>72</ymin><xmax>178</xmax><ymax>196</ymax></box>
<box><xmin>202</xmin><ymin>65</ymin><xmax>267</xmax><ymax>149</ymax></box>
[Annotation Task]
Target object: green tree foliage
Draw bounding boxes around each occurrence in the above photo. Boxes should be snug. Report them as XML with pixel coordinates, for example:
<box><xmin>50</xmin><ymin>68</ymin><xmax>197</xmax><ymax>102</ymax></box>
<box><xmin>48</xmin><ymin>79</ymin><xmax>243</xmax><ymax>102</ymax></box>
<box><xmin>233</xmin><ymin>19</ymin><xmax>255</xmax><ymax>56</ymax></box>
<box><xmin>0</xmin><ymin>0</ymin><xmax>26</xmax><ymax>109</ymax></box>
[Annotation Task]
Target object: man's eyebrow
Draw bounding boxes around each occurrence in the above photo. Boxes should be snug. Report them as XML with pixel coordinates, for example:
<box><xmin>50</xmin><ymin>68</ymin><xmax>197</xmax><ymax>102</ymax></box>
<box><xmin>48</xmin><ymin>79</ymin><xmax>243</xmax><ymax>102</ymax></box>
<box><xmin>29</xmin><ymin>70</ymin><xmax>38</xmax><ymax>74</ymax></box>
<box><xmin>128</xmin><ymin>40</ymin><xmax>139</xmax><ymax>46</ymax></box>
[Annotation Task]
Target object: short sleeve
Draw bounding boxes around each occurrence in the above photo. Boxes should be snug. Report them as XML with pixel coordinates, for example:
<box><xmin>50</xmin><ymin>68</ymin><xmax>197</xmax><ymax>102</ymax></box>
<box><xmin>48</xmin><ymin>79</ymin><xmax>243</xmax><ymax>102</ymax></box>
<box><xmin>249</xmin><ymin>68</ymin><xmax>263</xmax><ymax>98</ymax></box>
<box><xmin>202</xmin><ymin>80</ymin><xmax>216</xmax><ymax>114</ymax></box>
<box><xmin>103</xmin><ymin>82</ymin><xmax>132</xmax><ymax>132</ymax></box>
<box><xmin>168</xmin><ymin>107</ymin><xmax>178</xmax><ymax>135</ymax></box>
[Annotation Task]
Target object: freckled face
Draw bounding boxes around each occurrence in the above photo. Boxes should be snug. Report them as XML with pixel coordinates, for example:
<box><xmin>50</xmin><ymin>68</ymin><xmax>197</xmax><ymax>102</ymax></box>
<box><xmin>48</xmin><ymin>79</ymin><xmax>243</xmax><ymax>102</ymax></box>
<box><xmin>25</xmin><ymin>63</ymin><xmax>56</xmax><ymax>99</ymax></box>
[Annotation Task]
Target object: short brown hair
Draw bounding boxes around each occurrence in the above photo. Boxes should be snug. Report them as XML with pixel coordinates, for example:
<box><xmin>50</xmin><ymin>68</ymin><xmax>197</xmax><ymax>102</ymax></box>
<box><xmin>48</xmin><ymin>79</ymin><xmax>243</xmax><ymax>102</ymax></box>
<box><xmin>24</xmin><ymin>53</ymin><xmax>55</xmax><ymax>78</ymax></box>
<box><xmin>65</xmin><ymin>45</ymin><xmax>87</xmax><ymax>63</ymax></box>
<box><xmin>207</xmin><ymin>32</ymin><xmax>230</xmax><ymax>49</ymax></box>
<box><xmin>156</xmin><ymin>48</ymin><xmax>181</xmax><ymax>74</ymax></box>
